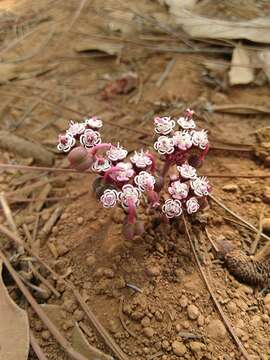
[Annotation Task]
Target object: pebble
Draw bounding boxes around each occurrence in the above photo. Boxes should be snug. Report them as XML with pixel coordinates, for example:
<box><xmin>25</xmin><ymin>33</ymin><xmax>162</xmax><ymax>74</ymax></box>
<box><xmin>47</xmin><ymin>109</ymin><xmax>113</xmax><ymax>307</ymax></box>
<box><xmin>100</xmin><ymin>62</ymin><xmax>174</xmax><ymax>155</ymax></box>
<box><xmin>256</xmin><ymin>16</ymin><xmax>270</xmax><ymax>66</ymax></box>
<box><xmin>262</xmin><ymin>218</ymin><xmax>270</xmax><ymax>233</ymax></box>
<box><xmin>197</xmin><ymin>314</ymin><xmax>205</xmax><ymax>326</ymax></box>
<box><xmin>227</xmin><ymin>301</ymin><xmax>238</xmax><ymax>314</ymax></box>
<box><xmin>171</xmin><ymin>341</ymin><xmax>187</xmax><ymax>356</ymax></box>
<box><xmin>264</xmin><ymin>156</ymin><xmax>270</xmax><ymax>168</ymax></box>
<box><xmin>146</xmin><ymin>265</ymin><xmax>161</xmax><ymax>277</ymax></box>
<box><xmin>250</xmin><ymin>315</ymin><xmax>262</xmax><ymax>328</ymax></box>
<box><xmin>206</xmin><ymin>319</ymin><xmax>226</xmax><ymax>339</ymax></box>
<box><xmin>263</xmin><ymin>187</ymin><xmax>270</xmax><ymax>204</ymax></box>
<box><xmin>41</xmin><ymin>330</ymin><xmax>51</xmax><ymax>340</ymax></box>
<box><xmin>141</xmin><ymin>316</ymin><xmax>151</xmax><ymax>328</ymax></box>
<box><xmin>179</xmin><ymin>295</ymin><xmax>188</xmax><ymax>308</ymax></box>
<box><xmin>77</xmin><ymin>217</ymin><xmax>84</xmax><ymax>225</ymax></box>
<box><xmin>57</xmin><ymin>244</ymin><xmax>69</xmax><ymax>256</ymax></box>
<box><xmin>73</xmin><ymin>309</ymin><xmax>84</xmax><ymax>321</ymax></box>
<box><xmin>190</xmin><ymin>341</ymin><xmax>205</xmax><ymax>353</ymax></box>
<box><xmin>187</xmin><ymin>304</ymin><xmax>200</xmax><ymax>320</ymax></box>
<box><xmin>143</xmin><ymin>327</ymin><xmax>154</xmax><ymax>338</ymax></box>
<box><xmin>162</xmin><ymin>340</ymin><xmax>170</xmax><ymax>350</ymax></box>
<box><xmin>222</xmin><ymin>184</ymin><xmax>238</xmax><ymax>192</ymax></box>
<box><xmin>86</xmin><ymin>255</ymin><xmax>96</xmax><ymax>267</ymax></box>
<box><xmin>103</xmin><ymin>268</ymin><xmax>115</xmax><ymax>278</ymax></box>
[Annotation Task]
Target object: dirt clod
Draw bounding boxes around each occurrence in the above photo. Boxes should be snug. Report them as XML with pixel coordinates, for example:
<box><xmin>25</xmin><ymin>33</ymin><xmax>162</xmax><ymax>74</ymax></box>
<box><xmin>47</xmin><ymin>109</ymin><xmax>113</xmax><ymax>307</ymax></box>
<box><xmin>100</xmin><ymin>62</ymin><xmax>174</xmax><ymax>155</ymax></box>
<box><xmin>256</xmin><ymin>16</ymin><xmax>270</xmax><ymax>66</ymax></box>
<box><xmin>206</xmin><ymin>319</ymin><xmax>227</xmax><ymax>340</ymax></box>
<box><xmin>172</xmin><ymin>340</ymin><xmax>187</xmax><ymax>356</ymax></box>
<box><xmin>187</xmin><ymin>304</ymin><xmax>200</xmax><ymax>320</ymax></box>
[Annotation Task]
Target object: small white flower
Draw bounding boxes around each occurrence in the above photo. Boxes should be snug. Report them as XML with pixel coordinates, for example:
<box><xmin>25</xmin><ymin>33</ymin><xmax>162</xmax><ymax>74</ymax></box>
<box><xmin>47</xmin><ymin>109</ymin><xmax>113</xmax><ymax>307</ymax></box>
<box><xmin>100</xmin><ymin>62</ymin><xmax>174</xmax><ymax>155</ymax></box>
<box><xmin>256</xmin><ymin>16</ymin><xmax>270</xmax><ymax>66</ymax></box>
<box><xmin>106</xmin><ymin>143</ymin><xmax>128</xmax><ymax>162</ymax></box>
<box><xmin>80</xmin><ymin>129</ymin><xmax>101</xmax><ymax>148</ymax></box>
<box><xmin>67</xmin><ymin>121</ymin><xmax>86</xmax><ymax>136</ymax></box>
<box><xmin>154</xmin><ymin>116</ymin><xmax>175</xmax><ymax>135</ymax></box>
<box><xmin>134</xmin><ymin>171</ymin><xmax>155</xmax><ymax>191</ymax></box>
<box><xmin>173</xmin><ymin>131</ymin><xmax>193</xmax><ymax>151</ymax></box>
<box><xmin>118</xmin><ymin>184</ymin><xmax>141</xmax><ymax>208</ymax></box>
<box><xmin>130</xmin><ymin>150</ymin><xmax>152</xmax><ymax>169</ymax></box>
<box><xmin>92</xmin><ymin>158</ymin><xmax>111</xmax><ymax>172</ymax></box>
<box><xmin>191</xmin><ymin>129</ymin><xmax>208</xmax><ymax>150</ymax></box>
<box><xmin>177</xmin><ymin>116</ymin><xmax>196</xmax><ymax>129</ymax></box>
<box><xmin>162</xmin><ymin>198</ymin><xmax>182</xmax><ymax>218</ymax></box>
<box><xmin>177</xmin><ymin>163</ymin><xmax>197</xmax><ymax>179</ymax></box>
<box><xmin>191</xmin><ymin>176</ymin><xmax>210</xmax><ymax>197</ymax></box>
<box><xmin>100</xmin><ymin>189</ymin><xmax>118</xmax><ymax>208</ymax></box>
<box><xmin>112</xmin><ymin>162</ymin><xmax>134</xmax><ymax>182</ymax></box>
<box><xmin>186</xmin><ymin>197</ymin><xmax>200</xmax><ymax>214</ymax></box>
<box><xmin>154</xmin><ymin>136</ymin><xmax>175</xmax><ymax>155</ymax></box>
<box><xmin>168</xmin><ymin>180</ymin><xmax>189</xmax><ymax>200</ymax></box>
<box><xmin>57</xmin><ymin>133</ymin><xmax>76</xmax><ymax>152</ymax></box>
<box><xmin>84</xmin><ymin>117</ymin><xmax>103</xmax><ymax>129</ymax></box>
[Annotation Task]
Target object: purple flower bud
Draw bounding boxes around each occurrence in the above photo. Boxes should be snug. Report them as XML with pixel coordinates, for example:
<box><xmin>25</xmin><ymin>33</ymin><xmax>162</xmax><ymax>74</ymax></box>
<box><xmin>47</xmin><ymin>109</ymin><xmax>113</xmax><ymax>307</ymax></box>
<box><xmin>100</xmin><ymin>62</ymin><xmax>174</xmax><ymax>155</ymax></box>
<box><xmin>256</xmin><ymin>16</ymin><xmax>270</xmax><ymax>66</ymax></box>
<box><xmin>67</xmin><ymin>146</ymin><xmax>93</xmax><ymax>171</ymax></box>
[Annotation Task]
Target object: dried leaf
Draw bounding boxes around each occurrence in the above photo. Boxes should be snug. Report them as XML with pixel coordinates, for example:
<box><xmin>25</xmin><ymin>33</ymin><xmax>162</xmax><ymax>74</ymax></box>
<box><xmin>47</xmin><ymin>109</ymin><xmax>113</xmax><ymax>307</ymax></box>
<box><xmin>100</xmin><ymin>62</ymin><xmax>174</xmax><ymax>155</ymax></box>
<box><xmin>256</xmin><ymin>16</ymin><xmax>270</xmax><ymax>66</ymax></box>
<box><xmin>0</xmin><ymin>259</ymin><xmax>30</xmax><ymax>360</ymax></box>
<box><xmin>229</xmin><ymin>46</ymin><xmax>254</xmax><ymax>85</ymax></box>
<box><xmin>106</xmin><ymin>10</ymin><xmax>137</xmax><ymax>34</ymax></box>
<box><xmin>257</xmin><ymin>50</ymin><xmax>270</xmax><ymax>83</ymax></box>
<box><xmin>74</xmin><ymin>39</ymin><xmax>123</xmax><ymax>56</ymax></box>
<box><xmin>175</xmin><ymin>10</ymin><xmax>270</xmax><ymax>44</ymax></box>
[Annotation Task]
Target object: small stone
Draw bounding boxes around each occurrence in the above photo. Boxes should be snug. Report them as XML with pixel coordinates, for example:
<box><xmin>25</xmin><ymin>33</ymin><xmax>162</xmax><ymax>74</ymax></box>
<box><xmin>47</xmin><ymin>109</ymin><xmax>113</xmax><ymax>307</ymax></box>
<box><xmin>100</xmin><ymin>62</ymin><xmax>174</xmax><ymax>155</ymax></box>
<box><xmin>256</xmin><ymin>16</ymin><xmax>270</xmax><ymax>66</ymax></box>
<box><xmin>197</xmin><ymin>314</ymin><xmax>205</xmax><ymax>326</ymax></box>
<box><xmin>179</xmin><ymin>295</ymin><xmax>188</xmax><ymax>308</ymax></box>
<box><xmin>172</xmin><ymin>341</ymin><xmax>187</xmax><ymax>356</ymax></box>
<box><xmin>227</xmin><ymin>301</ymin><xmax>238</xmax><ymax>314</ymax></box>
<box><xmin>162</xmin><ymin>340</ymin><xmax>170</xmax><ymax>350</ymax></box>
<box><xmin>187</xmin><ymin>304</ymin><xmax>199</xmax><ymax>320</ymax></box>
<box><xmin>262</xmin><ymin>218</ymin><xmax>270</xmax><ymax>233</ymax></box>
<box><xmin>222</xmin><ymin>184</ymin><xmax>238</xmax><ymax>192</ymax></box>
<box><xmin>62</xmin><ymin>319</ymin><xmax>74</xmax><ymax>330</ymax></box>
<box><xmin>146</xmin><ymin>265</ymin><xmax>161</xmax><ymax>277</ymax></box>
<box><xmin>206</xmin><ymin>319</ymin><xmax>226</xmax><ymax>340</ymax></box>
<box><xmin>103</xmin><ymin>268</ymin><xmax>115</xmax><ymax>278</ymax></box>
<box><xmin>263</xmin><ymin>187</ymin><xmax>270</xmax><ymax>204</ymax></box>
<box><xmin>155</xmin><ymin>310</ymin><xmax>163</xmax><ymax>322</ymax></box>
<box><xmin>182</xmin><ymin>320</ymin><xmax>190</xmax><ymax>329</ymax></box>
<box><xmin>77</xmin><ymin>217</ymin><xmax>84</xmax><ymax>225</ymax></box>
<box><xmin>41</xmin><ymin>330</ymin><xmax>51</xmax><ymax>340</ymax></box>
<box><xmin>250</xmin><ymin>315</ymin><xmax>262</xmax><ymax>328</ymax></box>
<box><xmin>141</xmin><ymin>316</ymin><xmax>151</xmax><ymax>327</ymax></box>
<box><xmin>57</xmin><ymin>244</ymin><xmax>69</xmax><ymax>256</ymax></box>
<box><xmin>263</xmin><ymin>293</ymin><xmax>270</xmax><ymax>311</ymax></box>
<box><xmin>86</xmin><ymin>255</ymin><xmax>96</xmax><ymax>267</ymax></box>
<box><xmin>63</xmin><ymin>299</ymin><xmax>77</xmax><ymax>313</ymax></box>
<box><xmin>73</xmin><ymin>309</ymin><xmax>84</xmax><ymax>321</ymax></box>
<box><xmin>264</xmin><ymin>156</ymin><xmax>270</xmax><ymax>168</ymax></box>
<box><xmin>190</xmin><ymin>341</ymin><xmax>205</xmax><ymax>353</ymax></box>
<box><xmin>143</xmin><ymin>327</ymin><xmax>154</xmax><ymax>338</ymax></box>
<box><xmin>261</xmin><ymin>314</ymin><xmax>269</xmax><ymax>323</ymax></box>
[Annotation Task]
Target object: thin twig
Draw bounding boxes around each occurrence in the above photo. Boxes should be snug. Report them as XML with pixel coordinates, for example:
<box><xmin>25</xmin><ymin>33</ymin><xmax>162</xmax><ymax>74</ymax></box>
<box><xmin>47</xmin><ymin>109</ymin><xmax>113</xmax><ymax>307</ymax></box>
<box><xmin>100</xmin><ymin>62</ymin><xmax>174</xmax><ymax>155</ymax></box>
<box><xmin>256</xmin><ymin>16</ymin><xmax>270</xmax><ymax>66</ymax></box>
<box><xmin>30</xmin><ymin>331</ymin><xmax>48</xmax><ymax>360</ymax></box>
<box><xmin>0</xmin><ymin>251</ymin><xmax>88</xmax><ymax>360</ymax></box>
<box><xmin>205</xmin><ymin>228</ymin><xmax>219</xmax><ymax>253</ymax></box>
<box><xmin>209</xmin><ymin>195</ymin><xmax>270</xmax><ymax>243</ymax></box>
<box><xmin>18</xmin><ymin>272</ymin><xmax>49</xmax><ymax>296</ymax></box>
<box><xmin>29</xmin><ymin>263</ymin><xmax>61</xmax><ymax>298</ymax></box>
<box><xmin>250</xmin><ymin>206</ymin><xmax>265</xmax><ymax>255</ymax></box>
<box><xmin>156</xmin><ymin>58</ymin><xmax>176</xmax><ymax>88</ymax></box>
<box><xmin>182</xmin><ymin>216</ymin><xmax>251</xmax><ymax>360</ymax></box>
<box><xmin>119</xmin><ymin>297</ymin><xmax>137</xmax><ymax>338</ymax></box>
<box><xmin>0</xmin><ymin>192</ymin><xmax>19</xmax><ymax>236</ymax></box>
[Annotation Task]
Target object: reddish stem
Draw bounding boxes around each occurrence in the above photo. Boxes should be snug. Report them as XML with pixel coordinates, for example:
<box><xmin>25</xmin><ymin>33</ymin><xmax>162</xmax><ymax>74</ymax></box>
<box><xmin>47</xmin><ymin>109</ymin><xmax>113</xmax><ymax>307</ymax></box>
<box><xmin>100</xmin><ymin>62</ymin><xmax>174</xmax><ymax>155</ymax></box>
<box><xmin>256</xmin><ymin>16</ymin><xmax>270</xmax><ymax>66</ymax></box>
<box><xmin>127</xmin><ymin>198</ymin><xmax>136</xmax><ymax>224</ymax></box>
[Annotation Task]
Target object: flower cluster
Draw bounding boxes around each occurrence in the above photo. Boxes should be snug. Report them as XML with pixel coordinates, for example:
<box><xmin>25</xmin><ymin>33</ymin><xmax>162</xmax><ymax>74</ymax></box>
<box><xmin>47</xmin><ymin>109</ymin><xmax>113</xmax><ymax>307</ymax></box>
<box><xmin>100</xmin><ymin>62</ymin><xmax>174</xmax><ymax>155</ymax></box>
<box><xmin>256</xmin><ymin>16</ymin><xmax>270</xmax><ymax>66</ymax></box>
<box><xmin>153</xmin><ymin>109</ymin><xmax>209</xmax><ymax>169</ymax></box>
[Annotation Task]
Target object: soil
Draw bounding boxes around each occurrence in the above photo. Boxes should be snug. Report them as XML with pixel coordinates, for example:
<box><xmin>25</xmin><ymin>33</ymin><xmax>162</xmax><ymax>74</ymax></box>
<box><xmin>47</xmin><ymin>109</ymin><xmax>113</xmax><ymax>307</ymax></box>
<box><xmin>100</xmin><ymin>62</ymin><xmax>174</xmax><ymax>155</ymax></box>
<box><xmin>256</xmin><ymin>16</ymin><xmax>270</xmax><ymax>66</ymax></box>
<box><xmin>0</xmin><ymin>1</ymin><xmax>270</xmax><ymax>360</ymax></box>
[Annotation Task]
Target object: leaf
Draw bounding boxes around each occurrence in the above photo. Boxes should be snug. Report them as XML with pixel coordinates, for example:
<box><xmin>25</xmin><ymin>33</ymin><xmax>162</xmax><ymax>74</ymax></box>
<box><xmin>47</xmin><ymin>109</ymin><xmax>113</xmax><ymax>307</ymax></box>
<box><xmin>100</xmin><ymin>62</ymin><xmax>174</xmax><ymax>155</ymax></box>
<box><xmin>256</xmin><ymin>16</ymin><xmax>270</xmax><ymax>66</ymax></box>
<box><xmin>229</xmin><ymin>46</ymin><xmax>254</xmax><ymax>85</ymax></box>
<box><xmin>175</xmin><ymin>10</ymin><xmax>270</xmax><ymax>44</ymax></box>
<box><xmin>74</xmin><ymin>39</ymin><xmax>123</xmax><ymax>56</ymax></box>
<box><xmin>0</xmin><ymin>259</ymin><xmax>30</xmax><ymax>360</ymax></box>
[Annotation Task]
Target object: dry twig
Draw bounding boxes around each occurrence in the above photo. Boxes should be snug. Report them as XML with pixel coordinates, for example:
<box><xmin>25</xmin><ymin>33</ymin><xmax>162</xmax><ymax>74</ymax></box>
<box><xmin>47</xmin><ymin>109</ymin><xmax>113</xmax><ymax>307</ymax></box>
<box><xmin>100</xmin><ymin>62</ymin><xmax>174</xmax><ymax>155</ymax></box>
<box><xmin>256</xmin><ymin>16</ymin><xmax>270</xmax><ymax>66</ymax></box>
<box><xmin>30</xmin><ymin>331</ymin><xmax>48</xmax><ymax>360</ymax></box>
<box><xmin>250</xmin><ymin>206</ymin><xmax>265</xmax><ymax>255</ymax></box>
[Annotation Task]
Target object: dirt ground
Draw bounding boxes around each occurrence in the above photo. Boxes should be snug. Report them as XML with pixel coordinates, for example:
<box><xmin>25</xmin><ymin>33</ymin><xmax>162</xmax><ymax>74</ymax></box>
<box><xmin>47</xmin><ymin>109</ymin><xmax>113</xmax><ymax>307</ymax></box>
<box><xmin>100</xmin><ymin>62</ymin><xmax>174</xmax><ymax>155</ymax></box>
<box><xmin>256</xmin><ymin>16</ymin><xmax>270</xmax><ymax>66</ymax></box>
<box><xmin>0</xmin><ymin>1</ymin><xmax>270</xmax><ymax>359</ymax></box>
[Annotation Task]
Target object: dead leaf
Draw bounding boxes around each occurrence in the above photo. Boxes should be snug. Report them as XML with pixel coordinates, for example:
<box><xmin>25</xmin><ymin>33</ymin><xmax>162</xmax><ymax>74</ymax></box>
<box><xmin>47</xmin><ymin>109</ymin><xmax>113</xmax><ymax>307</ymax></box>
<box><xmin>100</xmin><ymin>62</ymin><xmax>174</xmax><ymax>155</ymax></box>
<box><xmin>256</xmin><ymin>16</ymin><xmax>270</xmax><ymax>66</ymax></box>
<box><xmin>74</xmin><ymin>39</ymin><xmax>123</xmax><ymax>56</ymax></box>
<box><xmin>175</xmin><ymin>10</ymin><xmax>270</xmax><ymax>44</ymax></box>
<box><xmin>229</xmin><ymin>46</ymin><xmax>254</xmax><ymax>85</ymax></box>
<box><xmin>107</xmin><ymin>10</ymin><xmax>137</xmax><ymax>34</ymax></box>
<box><xmin>257</xmin><ymin>50</ymin><xmax>270</xmax><ymax>83</ymax></box>
<box><xmin>0</xmin><ymin>259</ymin><xmax>30</xmax><ymax>360</ymax></box>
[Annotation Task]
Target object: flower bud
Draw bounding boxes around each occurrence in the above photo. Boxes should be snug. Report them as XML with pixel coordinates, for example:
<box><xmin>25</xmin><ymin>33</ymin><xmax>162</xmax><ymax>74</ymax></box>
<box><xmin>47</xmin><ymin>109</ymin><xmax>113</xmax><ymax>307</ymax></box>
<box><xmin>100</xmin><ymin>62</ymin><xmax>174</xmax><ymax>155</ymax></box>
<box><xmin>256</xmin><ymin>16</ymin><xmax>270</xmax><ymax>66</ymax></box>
<box><xmin>68</xmin><ymin>146</ymin><xmax>93</xmax><ymax>171</ymax></box>
<box><xmin>122</xmin><ymin>222</ymin><xmax>135</xmax><ymax>240</ymax></box>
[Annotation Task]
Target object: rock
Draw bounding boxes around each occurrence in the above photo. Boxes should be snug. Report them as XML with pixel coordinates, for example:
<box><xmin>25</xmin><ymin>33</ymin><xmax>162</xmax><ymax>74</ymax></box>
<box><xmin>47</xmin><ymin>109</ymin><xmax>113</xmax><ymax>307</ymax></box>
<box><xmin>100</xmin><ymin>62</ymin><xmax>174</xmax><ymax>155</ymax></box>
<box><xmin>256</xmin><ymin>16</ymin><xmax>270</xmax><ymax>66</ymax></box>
<box><xmin>179</xmin><ymin>295</ymin><xmax>188</xmax><ymax>308</ymax></box>
<box><xmin>227</xmin><ymin>301</ymin><xmax>238</xmax><ymax>314</ymax></box>
<box><xmin>250</xmin><ymin>315</ymin><xmax>262</xmax><ymax>328</ymax></box>
<box><xmin>263</xmin><ymin>187</ymin><xmax>270</xmax><ymax>204</ymax></box>
<box><xmin>103</xmin><ymin>268</ymin><xmax>115</xmax><ymax>278</ymax></box>
<box><xmin>222</xmin><ymin>184</ymin><xmax>238</xmax><ymax>192</ymax></box>
<box><xmin>187</xmin><ymin>304</ymin><xmax>199</xmax><ymax>320</ymax></box>
<box><xmin>190</xmin><ymin>341</ymin><xmax>205</xmax><ymax>353</ymax></box>
<box><xmin>141</xmin><ymin>316</ymin><xmax>151</xmax><ymax>328</ymax></box>
<box><xmin>143</xmin><ymin>327</ymin><xmax>154</xmax><ymax>338</ymax></box>
<box><xmin>57</xmin><ymin>244</ymin><xmax>69</xmax><ymax>256</ymax></box>
<box><xmin>73</xmin><ymin>309</ymin><xmax>84</xmax><ymax>322</ymax></box>
<box><xmin>86</xmin><ymin>255</ymin><xmax>96</xmax><ymax>267</ymax></box>
<box><xmin>206</xmin><ymin>319</ymin><xmax>227</xmax><ymax>340</ymax></box>
<box><xmin>262</xmin><ymin>218</ymin><xmax>270</xmax><ymax>233</ymax></box>
<box><xmin>264</xmin><ymin>156</ymin><xmax>270</xmax><ymax>168</ymax></box>
<box><xmin>146</xmin><ymin>264</ymin><xmax>161</xmax><ymax>277</ymax></box>
<box><xmin>162</xmin><ymin>340</ymin><xmax>170</xmax><ymax>350</ymax></box>
<box><xmin>41</xmin><ymin>330</ymin><xmax>51</xmax><ymax>340</ymax></box>
<box><xmin>197</xmin><ymin>314</ymin><xmax>205</xmax><ymax>326</ymax></box>
<box><xmin>172</xmin><ymin>341</ymin><xmax>187</xmax><ymax>356</ymax></box>
<box><xmin>264</xmin><ymin>293</ymin><xmax>270</xmax><ymax>312</ymax></box>
<box><xmin>77</xmin><ymin>217</ymin><xmax>84</xmax><ymax>225</ymax></box>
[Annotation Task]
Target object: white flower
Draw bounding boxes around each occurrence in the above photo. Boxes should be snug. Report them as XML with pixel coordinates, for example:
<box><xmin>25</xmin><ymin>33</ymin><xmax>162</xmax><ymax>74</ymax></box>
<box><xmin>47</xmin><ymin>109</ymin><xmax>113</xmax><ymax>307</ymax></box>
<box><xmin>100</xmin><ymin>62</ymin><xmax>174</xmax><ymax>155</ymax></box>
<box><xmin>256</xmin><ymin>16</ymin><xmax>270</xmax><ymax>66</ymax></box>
<box><xmin>112</xmin><ymin>162</ymin><xmax>134</xmax><ymax>182</ymax></box>
<box><xmin>57</xmin><ymin>133</ymin><xmax>76</xmax><ymax>152</ymax></box>
<box><xmin>191</xmin><ymin>176</ymin><xmax>210</xmax><ymax>197</ymax></box>
<box><xmin>162</xmin><ymin>199</ymin><xmax>182</xmax><ymax>218</ymax></box>
<box><xmin>186</xmin><ymin>197</ymin><xmax>200</xmax><ymax>214</ymax></box>
<box><xmin>154</xmin><ymin>116</ymin><xmax>175</xmax><ymax>135</ymax></box>
<box><xmin>118</xmin><ymin>184</ymin><xmax>141</xmax><ymax>208</ymax></box>
<box><xmin>168</xmin><ymin>180</ymin><xmax>189</xmax><ymax>200</ymax></box>
<box><xmin>134</xmin><ymin>171</ymin><xmax>155</xmax><ymax>191</ymax></box>
<box><xmin>154</xmin><ymin>136</ymin><xmax>175</xmax><ymax>155</ymax></box>
<box><xmin>84</xmin><ymin>117</ymin><xmax>103</xmax><ymax>129</ymax></box>
<box><xmin>100</xmin><ymin>189</ymin><xmax>118</xmax><ymax>208</ymax></box>
<box><xmin>191</xmin><ymin>129</ymin><xmax>208</xmax><ymax>150</ymax></box>
<box><xmin>177</xmin><ymin>163</ymin><xmax>197</xmax><ymax>179</ymax></box>
<box><xmin>80</xmin><ymin>129</ymin><xmax>101</xmax><ymax>148</ymax></box>
<box><xmin>130</xmin><ymin>150</ymin><xmax>152</xmax><ymax>169</ymax></box>
<box><xmin>177</xmin><ymin>116</ymin><xmax>196</xmax><ymax>129</ymax></box>
<box><xmin>106</xmin><ymin>143</ymin><xmax>128</xmax><ymax>162</ymax></box>
<box><xmin>92</xmin><ymin>158</ymin><xmax>111</xmax><ymax>172</ymax></box>
<box><xmin>173</xmin><ymin>131</ymin><xmax>193</xmax><ymax>151</ymax></box>
<box><xmin>66</xmin><ymin>121</ymin><xmax>86</xmax><ymax>136</ymax></box>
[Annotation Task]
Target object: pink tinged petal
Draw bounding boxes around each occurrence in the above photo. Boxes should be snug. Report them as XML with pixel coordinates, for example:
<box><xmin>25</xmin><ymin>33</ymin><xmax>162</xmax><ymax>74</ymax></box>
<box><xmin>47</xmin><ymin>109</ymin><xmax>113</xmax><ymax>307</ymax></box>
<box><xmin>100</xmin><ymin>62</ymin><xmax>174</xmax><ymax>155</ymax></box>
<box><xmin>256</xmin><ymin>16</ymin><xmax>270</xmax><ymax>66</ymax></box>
<box><xmin>80</xmin><ymin>129</ymin><xmax>101</xmax><ymax>148</ymax></box>
<box><xmin>100</xmin><ymin>189</ymin><xmax>118</xmax><ymax>208</ymax></box>
<box><xmin>154</xmin><ymin>136</ymin><xmax>175</xmax><ymax>155</ymax></box>
<box><xmin>154</xmin><ymin>116</ymin><xmax>175</xmax><ymax>135</ymax></box>
<box><xmin>191</xmin><ymin>129</ymin><xmax>208</xmax><ymax>150</ymax></box>
<box><xmin>162</xmin><ymin>198</ymin><xmax>182</xmax><ymax>218</ymax></box>
<box><xmin>168</xmin><ymin>180</ymin><xmax>189</xmax><ymax>200</ymax></box>
<box><xmin>112</xmin><ymin>162</ymin><xmax>134</xmax><ymax>182</ymax></box>
<box><xmin>191</xmin><ymin>176</ymin><xmax>210</xmax><ymax>197</ymax></box>
<box><xmin>130</xmin><ymin>150</ymin><xmax>152</xmax><ymax>169</ymax></box>
<box><xmin>84</xmin><ymin>117</ymin><xmax>103</xmax><ymax>129</ymax></box>
<box><xmin>134</xmin><ymin>171</ymin><xmax>155</xmax><ymax>191</ymax></box>
<box><xmin>92</xmin><ymin>158</ymin><xmax>111</xmax><ymax>172</ymax></box>
<box><xmin>173</xmin><ymin>131</ymin><xmax>192</xmax><ymax>150</ymax></box>
<box><xmin>186</xmin><ymin>197</ymin><xmax>200</xmax><ymax>214</ymax></box>
<box><xmin>57</xmin><ymin>133</ymin><xmax>76</xmax><ymax>152</ymax></box>
<box><xmin>67</xmin><ymin>121</ymin><xmax>86</xmax><ymax>136</ymax></box>
<box><xmin>106</xmin><ymin>143</ymin><xmax>128</xmax><ymax>162</ymax></box>
<box><xmin>177</xmin><ymin>163</ymin><xmax>197</xmax><ymax>180</ymax></box>
<box><xmin>118</xmin><ymin>184</ymin><xmax>141</xmax><ymax>208</ymax></box>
